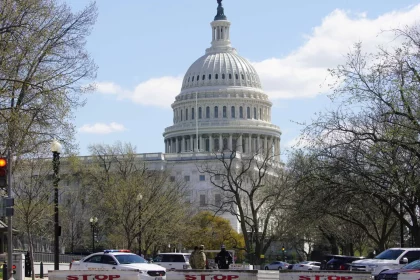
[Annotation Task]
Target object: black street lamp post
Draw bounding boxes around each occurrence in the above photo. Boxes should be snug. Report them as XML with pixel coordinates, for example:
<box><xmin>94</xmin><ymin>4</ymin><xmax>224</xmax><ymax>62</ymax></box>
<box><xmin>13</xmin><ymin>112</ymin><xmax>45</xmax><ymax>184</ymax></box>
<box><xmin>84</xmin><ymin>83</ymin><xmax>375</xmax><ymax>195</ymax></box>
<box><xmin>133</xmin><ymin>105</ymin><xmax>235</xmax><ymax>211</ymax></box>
<box><xmin>90</xmin><ymin>217</ymin><xmax>98</xmax><ymax>252</ymax></box>
<box><xmin>137</xmin><ymin>193</ymin><xmax>143</xmax><ymax>256</ymax></box>
<box><xmin>51</xmin><ymin>139</ymin><xmax>62</xmax><ymax>271</ymax></box>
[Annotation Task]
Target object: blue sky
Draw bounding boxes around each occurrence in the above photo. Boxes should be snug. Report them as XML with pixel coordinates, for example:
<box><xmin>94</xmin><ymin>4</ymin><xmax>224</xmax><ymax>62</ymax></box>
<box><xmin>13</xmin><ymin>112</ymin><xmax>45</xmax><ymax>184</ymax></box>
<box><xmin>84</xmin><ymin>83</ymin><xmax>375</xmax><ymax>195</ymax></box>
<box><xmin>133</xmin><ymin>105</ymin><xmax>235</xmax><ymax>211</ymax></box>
<box><xmin>67</xmin><ymin>0</ymin><xmax>420</xmax><ymax>160</ymax></box>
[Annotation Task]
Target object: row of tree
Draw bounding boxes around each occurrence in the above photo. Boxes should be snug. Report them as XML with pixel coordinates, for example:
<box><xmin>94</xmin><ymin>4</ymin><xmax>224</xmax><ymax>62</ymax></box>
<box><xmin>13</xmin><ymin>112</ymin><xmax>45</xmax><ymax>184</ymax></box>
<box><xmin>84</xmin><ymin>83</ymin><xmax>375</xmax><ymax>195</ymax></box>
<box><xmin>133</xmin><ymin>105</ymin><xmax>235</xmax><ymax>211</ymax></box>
<box><xmin>286</xmin><ymin>25</ymin><xmax>420</xmax><ymax>255</ymax></box>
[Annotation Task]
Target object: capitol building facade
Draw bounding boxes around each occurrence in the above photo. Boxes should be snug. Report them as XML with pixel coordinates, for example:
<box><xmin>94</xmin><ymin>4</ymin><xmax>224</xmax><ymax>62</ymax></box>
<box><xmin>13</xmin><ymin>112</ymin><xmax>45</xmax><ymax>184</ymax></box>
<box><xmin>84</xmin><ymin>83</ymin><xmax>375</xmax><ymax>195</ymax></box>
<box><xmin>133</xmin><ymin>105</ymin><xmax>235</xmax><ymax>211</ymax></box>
<box><xmin>132</xmin><ymin>1</ymin><xmax>281</xmax><ymax>232</ymax></box>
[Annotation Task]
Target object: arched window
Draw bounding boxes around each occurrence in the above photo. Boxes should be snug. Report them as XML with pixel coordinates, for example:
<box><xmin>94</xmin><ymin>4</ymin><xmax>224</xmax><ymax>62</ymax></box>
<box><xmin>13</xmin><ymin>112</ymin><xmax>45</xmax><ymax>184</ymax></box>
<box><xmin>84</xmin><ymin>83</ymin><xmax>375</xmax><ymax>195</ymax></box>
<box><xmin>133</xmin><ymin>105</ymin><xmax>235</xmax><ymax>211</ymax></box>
<box><xmin>205</xmin><ymin>139</ymin><xmax>210</xmax><ymax>152</ymax></box>
<box><xmin>199</xmin><ymin>107</ymin><xmax>202</xmax><ymax>119</ymax></box>
<box><xmin>206</xmin><ymin>106</ymin><xmax>210</xmax><ymax>118</ymax></box>
<box><xmin>214</xmin><ymin>138</ymin><xmax>219</xmax><ymax>151</ymax></box>
<box><xmin>197</xmin><ymin>75</ymin><xmax>199</xmax><ymax>81</ymax></box>
<box><xmin>223</xmin><ymin>106</ymin><xmax>227</xmax><ymax>118</ymax></box>
<box><xmin>231</xmin><ymin>106</ymin><xmax>235</xmax><ymax>118</ymax></box>
<box><xmin>215</xmin><ymin>74</ymin><xmax>219</xmax><ymax>79</ymax></box>
<box><xmin>222</xmin><ymin>74</ymin><xmax>225</xmax><ymax>79</ymax></box>
<box><xmin>186</xmin><ymin>108</ymin><xmax>188</xmax><ymax>120</ymax></box>
<box><xmin>235</xmin><ymin>74</ymin><xmax>238</xmax><ymax>79</ymax></box>
<box><xmin>214</xmin><ymin>106</ymin><xmax>218</xmax><ymax>118</ymax></box>
<box><xmin>254</xmin><ymin>107</ymin><xmax>257</xmax><ymax>119</ymax></box>
<box><xmin>241</xmin><ymin>74</ymin><xmax>245</xmax><ymax>79</ymax></box>
<box><xmin>181</xmin><ymin>109</ymin><xmax>183</xmax><ymax>121</ymax></box>
<box><xmin>247</xmin><ymin>107</ymin><xmax>251</xmax><ymax>119</ymax></box>
<box><xmin>229</xmin><ymin>73</ymin><xmax>232</xmax><ymax>79</ymax></box>
<box><xmin>239</xmin><ymin>106</ymin><xmax>243</xmax><ymax>118</ymax></box>
<box><xmin>192</xmin><ymin>76</ymin><xmax>194</xmax><ymax>82</ymax></box>
<box><xmin>192</xmin><ymin>108</ymin><xmax>195</xmax><ymax>120</ymax></box>
<box><xmin>202</xmin><ymin>75</ymin><xmax>205</xmax><ymax>80</ymax></box>
<box><xmin>209</xmin><ymin>74</ymin><xmax>212</xmax><ymax>80</ymax></box>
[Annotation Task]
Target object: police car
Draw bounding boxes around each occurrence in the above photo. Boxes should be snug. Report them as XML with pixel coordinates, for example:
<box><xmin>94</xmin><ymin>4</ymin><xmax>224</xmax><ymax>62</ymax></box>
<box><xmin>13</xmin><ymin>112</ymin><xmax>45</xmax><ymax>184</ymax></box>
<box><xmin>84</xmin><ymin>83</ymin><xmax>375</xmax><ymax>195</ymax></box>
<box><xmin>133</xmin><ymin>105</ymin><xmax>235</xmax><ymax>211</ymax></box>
<box><xmin>70</xmin><ymin>250</ymin><xmax>166</xmax><ymax>280</ymax></box>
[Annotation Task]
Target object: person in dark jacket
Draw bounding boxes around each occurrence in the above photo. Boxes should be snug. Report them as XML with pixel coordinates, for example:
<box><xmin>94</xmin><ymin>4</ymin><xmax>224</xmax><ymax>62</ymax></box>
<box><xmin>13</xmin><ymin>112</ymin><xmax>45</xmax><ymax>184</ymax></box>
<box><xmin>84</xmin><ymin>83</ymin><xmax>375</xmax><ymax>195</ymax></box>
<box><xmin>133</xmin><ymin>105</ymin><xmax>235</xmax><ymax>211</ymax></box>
<box><xmin>215</xmin><ymin>245</ymin><xmax>233</xmax><ymax>269</ymax></box>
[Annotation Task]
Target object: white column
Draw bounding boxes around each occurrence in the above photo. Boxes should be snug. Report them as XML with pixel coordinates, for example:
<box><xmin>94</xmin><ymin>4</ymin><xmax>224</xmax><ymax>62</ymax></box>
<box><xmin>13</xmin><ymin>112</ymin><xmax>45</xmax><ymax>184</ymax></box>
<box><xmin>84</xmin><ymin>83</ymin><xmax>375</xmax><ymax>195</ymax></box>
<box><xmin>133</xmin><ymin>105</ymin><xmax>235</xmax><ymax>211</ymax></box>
<box><xmin>228</xmin><ymin>134</ymin><xmax>233</xmax><ymax>150</ymax></box>
<box><xmin>189</xmin><ymin>135</ymin><xmax>193</xmax><ymax>151</ymax></box>
<box><xmin>264</xmin><ymin>136</ymin><xmax>268</xmax><ymax>155</ymax></box>
<box><xmin>175</xmin><ymin>137</ymin><xmax>179</xmax><ymax>153</ymax></box>
<box><xmin>200</xmin><ymin>135</ymin><xmax>203</xmax><ymax>151</ymax></box>
<box><xmin>248</xmin><ymin>134</ymin><xmax>252</xmax><ymax>154</ymax></box>
<box><xmin>209</xmin><ymin>134</ymin><xmax>213</xmax><ymax>152</ymax></box>
<box><xmin>181</xmin><ymin>136</ymin><xmax>185</xmax><ymax>153</ymax></box>
<box><xmin>236</xmin><ymin>134</ymin><xmax>244</xmax><ymax>153</ymax></box>
<box><xmin>219</xmin><ymin>134</ymin><xmax>223</xmax><ymax>151</ymax></box>
<box><xmin>257</xmin><ymin>135</ymin><xmax>260</xmax><ymax>153</ymax></box>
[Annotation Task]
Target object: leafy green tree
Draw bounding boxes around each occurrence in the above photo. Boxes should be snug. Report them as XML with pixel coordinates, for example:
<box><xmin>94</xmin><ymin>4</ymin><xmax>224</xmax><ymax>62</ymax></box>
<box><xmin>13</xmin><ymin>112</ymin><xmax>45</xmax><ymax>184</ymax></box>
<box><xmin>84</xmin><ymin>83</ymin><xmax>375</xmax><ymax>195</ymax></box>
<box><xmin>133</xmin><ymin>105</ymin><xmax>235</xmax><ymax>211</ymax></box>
<box><xmin>0</xmin><ymin>0</ymin><xmax>97</xmax><ymax>156</ymax></box>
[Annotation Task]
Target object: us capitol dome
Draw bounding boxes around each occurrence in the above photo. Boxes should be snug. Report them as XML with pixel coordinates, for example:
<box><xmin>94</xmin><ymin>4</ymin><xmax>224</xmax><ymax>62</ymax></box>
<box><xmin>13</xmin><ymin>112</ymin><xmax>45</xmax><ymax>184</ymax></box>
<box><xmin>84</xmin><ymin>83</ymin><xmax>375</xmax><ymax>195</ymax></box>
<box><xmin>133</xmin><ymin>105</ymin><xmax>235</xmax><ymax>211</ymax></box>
<box><xmin>163</xmin><ymin>0</ymin><xmax>281</xmax><ymax>160</ymax></box>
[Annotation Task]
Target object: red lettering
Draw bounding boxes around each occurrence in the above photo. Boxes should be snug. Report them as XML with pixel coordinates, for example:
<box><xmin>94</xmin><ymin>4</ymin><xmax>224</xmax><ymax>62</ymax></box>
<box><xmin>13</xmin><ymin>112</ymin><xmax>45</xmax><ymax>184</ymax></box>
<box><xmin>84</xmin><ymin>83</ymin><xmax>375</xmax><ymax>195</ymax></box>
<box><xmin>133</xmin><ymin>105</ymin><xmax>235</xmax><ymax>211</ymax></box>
<box><xmin>299</xmin><ymin>276</ymin><xmax>311</xmax><ymax>280</ymax></box>
<box><xmin>108</xmin><ymin>275</ymin><xmax>120</xmax><ymax>280</ymax></box>
<box><xmin>328</xmin><ymin>276</ymin><xmax>341</xmax><ymax>280</ymax></box>
<box><xmin>314</xmin><ymin>276</ymin><xmax>321</xmax><ymax>280</ymax></box>
<box><xmin>214</xmin><ymin>276</ymin><xmax>226</xmax><ymax>280</ymax></box>
<box><xmin>185</xmin><ymin>276</ymin><xmax>196</xmax><ymax>280</ymax></box>
<box><xmin>227</xmin><ymin>276</ymin><xmax>239</xmax><ymax>280</ymax></box>
<box><xmin>82</xmin><ymin>275</ymin><xmax>90</xmax><ymax>280</ymax></box>
<box><xmin>66</xmin><ymin>276</ymin><xmax>79</xmax><ymax>280</ymax></box>
<box><xmin>95</xmin><ymin>275</ymin><xmax>108</xmax><ymax>280</ymax></box>
<box><xmin>340</xmin><ymin>277</ymin><xmax>352</xmax><ymax>280</ymax></box>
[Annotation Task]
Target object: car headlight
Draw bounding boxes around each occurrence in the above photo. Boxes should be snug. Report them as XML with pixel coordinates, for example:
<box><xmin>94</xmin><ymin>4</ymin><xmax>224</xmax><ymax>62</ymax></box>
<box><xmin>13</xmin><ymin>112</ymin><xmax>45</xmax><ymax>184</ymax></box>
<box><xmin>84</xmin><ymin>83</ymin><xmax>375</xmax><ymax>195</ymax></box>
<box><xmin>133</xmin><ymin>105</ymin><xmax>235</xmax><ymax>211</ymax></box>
<box><xmin>368</xmin><ymin>265</ymin><xmax>378</xmax><ymax>271</ymax></box>
<box><xmin>138</xmin><ymin>270</ymin><xmax>147</xmax><ymax>274</ymax></box>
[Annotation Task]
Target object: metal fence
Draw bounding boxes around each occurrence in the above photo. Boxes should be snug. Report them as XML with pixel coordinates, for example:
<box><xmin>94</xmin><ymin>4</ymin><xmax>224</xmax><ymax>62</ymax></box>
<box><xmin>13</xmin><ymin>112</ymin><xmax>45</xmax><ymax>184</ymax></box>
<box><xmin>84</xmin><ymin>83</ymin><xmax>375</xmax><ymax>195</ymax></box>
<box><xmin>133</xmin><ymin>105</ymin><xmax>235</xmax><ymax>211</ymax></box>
<box><xmin>14</xmin><ymin>250</ymin><xmax>88</xmax><ymax>263</ymax></box>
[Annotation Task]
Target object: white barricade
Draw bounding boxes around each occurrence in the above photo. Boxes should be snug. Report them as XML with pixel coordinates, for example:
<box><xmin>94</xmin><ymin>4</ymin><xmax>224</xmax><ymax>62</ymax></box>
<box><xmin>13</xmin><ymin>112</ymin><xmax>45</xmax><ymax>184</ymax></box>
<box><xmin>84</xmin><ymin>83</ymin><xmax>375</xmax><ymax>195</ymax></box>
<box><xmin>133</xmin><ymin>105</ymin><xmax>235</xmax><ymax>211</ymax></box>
<box><xmin>167</xmin><ymin>269</ymin><xmax>278</xmax><ymax>280</ymax></box>
<box><xmin>280</xmin><ymin>271</ymin><xmax>372</xmax><ymax>280</ymax></box>
<box><xmin>48</xmin><ymin>269</ymin><xmax>146</xmax><ymax>280</ymax></box>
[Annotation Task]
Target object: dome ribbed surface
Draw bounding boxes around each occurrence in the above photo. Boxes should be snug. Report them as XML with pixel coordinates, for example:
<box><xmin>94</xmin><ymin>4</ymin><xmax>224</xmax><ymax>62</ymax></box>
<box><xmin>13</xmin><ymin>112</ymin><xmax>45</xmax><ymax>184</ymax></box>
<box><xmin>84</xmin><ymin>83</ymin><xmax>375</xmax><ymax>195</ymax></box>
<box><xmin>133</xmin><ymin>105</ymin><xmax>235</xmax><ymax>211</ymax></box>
<box><xmin>181</xmin><ymin>52</ymin><xmax>262</xmax><ymax>90</ymax></box>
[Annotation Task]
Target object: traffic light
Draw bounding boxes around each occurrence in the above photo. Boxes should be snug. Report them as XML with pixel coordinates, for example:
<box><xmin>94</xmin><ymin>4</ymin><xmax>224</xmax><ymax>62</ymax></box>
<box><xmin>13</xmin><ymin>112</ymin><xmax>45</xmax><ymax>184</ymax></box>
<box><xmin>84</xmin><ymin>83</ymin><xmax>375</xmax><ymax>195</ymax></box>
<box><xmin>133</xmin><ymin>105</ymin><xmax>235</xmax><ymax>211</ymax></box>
<box><xmin>0</xmin><ymin>157</ymin><xmax>7</xmax><ymax>188</ymax></box>
<box><xmin>282</xmin><ymin>246</ymin><xmax>285</xmax><ymax>251</ymax></box>
<box><xmin>11</xmin><ymin>264</ymin><xmax>16</xmax><ymax>275</ymax></box>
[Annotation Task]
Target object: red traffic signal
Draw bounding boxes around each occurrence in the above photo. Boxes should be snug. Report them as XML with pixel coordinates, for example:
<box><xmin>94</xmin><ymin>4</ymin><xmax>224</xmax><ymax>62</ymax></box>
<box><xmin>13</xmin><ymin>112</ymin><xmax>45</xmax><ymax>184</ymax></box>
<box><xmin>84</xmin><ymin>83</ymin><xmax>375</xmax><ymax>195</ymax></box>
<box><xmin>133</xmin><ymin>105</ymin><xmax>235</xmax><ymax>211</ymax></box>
<box><xmin>0</xmin><ymin>158</ymin><xmax>6</xmax><ymax>188</ymax></box>
<box><xmin>12</xmin><ymin>265</ymin><xmax>16</xmax><ymax>269</ymax></box>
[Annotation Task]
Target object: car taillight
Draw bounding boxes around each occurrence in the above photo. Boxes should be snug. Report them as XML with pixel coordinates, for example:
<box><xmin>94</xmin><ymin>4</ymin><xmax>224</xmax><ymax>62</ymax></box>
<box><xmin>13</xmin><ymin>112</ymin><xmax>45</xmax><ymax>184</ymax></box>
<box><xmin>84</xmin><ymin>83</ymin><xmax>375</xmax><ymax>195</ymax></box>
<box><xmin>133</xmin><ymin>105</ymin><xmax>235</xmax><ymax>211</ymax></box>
<box><xmin>339</xmin><ymin>265</ymin><xmax>345</xmax><ymax>270</ymax></box>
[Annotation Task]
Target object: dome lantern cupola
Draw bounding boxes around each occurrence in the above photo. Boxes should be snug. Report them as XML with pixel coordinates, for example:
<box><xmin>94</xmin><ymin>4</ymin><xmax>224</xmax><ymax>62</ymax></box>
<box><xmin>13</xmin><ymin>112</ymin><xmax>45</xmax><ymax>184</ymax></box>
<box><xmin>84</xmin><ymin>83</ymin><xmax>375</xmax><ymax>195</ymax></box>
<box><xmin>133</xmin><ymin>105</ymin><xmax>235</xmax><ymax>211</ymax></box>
<box><xmin>208</xmin><ymin>0</ymin><xmax>232</xmax><ymax>54</ymax></box>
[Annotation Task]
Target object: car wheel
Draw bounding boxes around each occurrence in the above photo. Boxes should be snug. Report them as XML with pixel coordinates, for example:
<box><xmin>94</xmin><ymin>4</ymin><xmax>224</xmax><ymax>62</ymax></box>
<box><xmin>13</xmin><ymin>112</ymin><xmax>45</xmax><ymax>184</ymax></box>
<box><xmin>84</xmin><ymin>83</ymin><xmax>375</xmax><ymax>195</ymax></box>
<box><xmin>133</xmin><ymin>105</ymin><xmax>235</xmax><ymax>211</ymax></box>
<box><xmin>265</xmin><ymin>266</ymin><xmax>269</xmax><ymax>270</ymax></box>
<box><xmin>278</xmin><ymin>267</ymin><xmax>282</xmax><ymax>270</ymax></box>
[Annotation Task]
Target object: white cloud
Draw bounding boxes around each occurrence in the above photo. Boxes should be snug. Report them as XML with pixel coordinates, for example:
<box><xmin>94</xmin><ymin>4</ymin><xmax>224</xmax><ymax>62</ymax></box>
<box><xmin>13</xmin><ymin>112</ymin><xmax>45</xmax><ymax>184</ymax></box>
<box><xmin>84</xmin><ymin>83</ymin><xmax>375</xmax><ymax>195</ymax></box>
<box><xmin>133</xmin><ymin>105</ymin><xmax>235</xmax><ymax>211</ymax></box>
<box><xmin>96</xmin><ymin>76</ymin><xmax>183</xmax><ymax>108</ymax></box>
<box><xmin>253</xmin><ymin>5</ymin><xmax>420</xmax><ymax>99</ymax></box>
<box><xmin>95</xmin><ymin>4</ymin><xmax>420</xmax><ymax>106</ymax></box>
<box><xmin>79</xmin><ymin>122</ymin><xmax>127</xmax><ymax>134</ymax></box>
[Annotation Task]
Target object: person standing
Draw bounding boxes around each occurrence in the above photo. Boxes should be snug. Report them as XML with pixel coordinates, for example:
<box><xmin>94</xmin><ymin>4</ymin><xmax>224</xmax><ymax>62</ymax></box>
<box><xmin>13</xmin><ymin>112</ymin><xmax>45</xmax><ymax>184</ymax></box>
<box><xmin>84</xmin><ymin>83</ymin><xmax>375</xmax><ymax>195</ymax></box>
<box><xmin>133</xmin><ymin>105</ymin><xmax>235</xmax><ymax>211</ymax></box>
<box><xmin>215</xmin><ymin>245</ymin><xmax>233</xmax><ymax>269</ymax></box>
<box><xmin>190</xmin><ymin>246</ymin><xmax>199</xmax><ymax>269</ymax></box>
<box><xmin>196</xmin><ymin>245</ymin><xmax>207</xmax><ymax>269</ymax></box>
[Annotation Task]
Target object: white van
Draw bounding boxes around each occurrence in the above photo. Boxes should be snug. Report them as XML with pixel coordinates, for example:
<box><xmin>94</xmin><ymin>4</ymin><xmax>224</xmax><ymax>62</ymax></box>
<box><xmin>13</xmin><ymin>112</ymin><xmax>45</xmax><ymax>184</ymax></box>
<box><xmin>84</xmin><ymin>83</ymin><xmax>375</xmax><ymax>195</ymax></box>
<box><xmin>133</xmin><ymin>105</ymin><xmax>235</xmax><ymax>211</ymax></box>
<box><xmin>153</xmin><ymin>253</ymin><xmax>191</xmax><ymax>270</ymax></box>
<box><xmin>350</xmin><ymin>248</ymin><xmax>420</xmax><ymax>277</ymax></box>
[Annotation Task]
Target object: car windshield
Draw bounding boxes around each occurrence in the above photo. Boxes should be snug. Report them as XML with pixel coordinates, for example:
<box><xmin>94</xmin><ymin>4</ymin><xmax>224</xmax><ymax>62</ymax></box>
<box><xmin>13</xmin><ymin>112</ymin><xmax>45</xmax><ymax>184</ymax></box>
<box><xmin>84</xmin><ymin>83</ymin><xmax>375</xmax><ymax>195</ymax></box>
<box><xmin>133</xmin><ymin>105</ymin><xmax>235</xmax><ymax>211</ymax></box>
<box><xmin>115</xmin><ymin>254</ymin><xmax>147</xmax><ymax>264</ymax></box>
<box><xmin>403</xmin><ymin>260</ymin><xmax>420</xmax><ymax>269</ymax></box>
<box><xmin>375</xmin><ymin>250</ymin><xmax>404</xmax><ymax>260</ymax></box>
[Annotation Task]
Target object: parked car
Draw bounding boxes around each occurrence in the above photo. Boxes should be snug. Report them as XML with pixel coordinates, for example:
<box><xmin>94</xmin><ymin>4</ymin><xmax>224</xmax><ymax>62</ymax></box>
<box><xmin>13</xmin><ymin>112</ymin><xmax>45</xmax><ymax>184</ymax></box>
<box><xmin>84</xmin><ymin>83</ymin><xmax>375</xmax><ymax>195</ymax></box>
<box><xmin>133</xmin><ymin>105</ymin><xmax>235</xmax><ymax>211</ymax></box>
<box><xmin>350</xmin><ymin>248</ymin><xmax>420</xmax><ymax>278</ymax></box>
<box><xmin>324</xmin><ymin>255</ymin><xmax>364</xmax><ymax>270</ymax></box>
<box><xmin>264</xmin><ymin>261</ymin><xmax>290</xmax><ymax>270</ymax></box>
<box><xmin>292</xmin><ymin>261</ymin><xmax>321</xmax><ymax>270</ymax></box>
<box><xmin>153</xmin><ymin>253</ymin><xmax>191</xmax><ymax>270</ymax></box>
<box><xmin>70</xmin><ymin>249</ymin><xmax>166</xmax><ymax>280</ymax></box>
<box><xmin>377</xmin><ymin>259</ymin><xmax>420</xmax><ymax>280</ymax></box>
